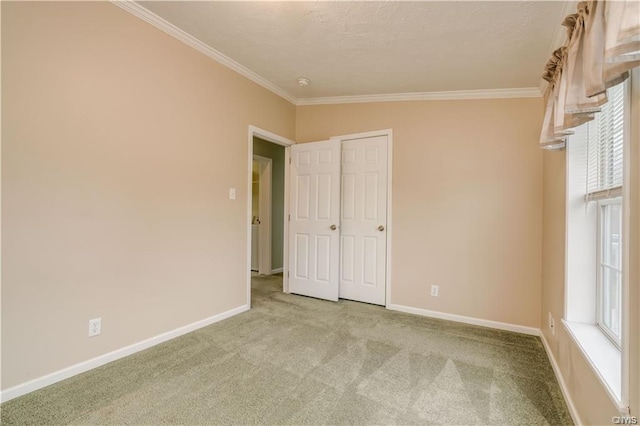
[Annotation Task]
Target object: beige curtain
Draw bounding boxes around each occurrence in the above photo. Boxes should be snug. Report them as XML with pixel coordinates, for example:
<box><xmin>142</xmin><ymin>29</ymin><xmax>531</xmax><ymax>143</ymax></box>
<box><xmin>558</xmin><ymin>5</ymin><xmax>606</xmax><ymax>123</ymax></box>
<box><xmin>540</xmin><ymin>48</ymin><xmax>573</xmax><ymax>148</ymax></box>
<box><xmin>606</xmin><ymin>0</ymin><xmax>640</xmax><ymax>62</ymax></box>
<box><xmin>584</xmin><ymin>0</ymin><xmax>639</xmax><ymax>97</ymax></box>
<box><xmin>540</xmin><ymin>0</ymin><xmax>640</xmax><ymax>150</ymax></box>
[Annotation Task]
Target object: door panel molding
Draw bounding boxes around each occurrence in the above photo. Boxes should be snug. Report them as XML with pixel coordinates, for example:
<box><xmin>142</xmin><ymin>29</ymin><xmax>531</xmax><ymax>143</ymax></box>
<box><xmin>330</xmin><ymin>129</ymin><xmax>393</xmax><ymax>307</ymax></box>
<box><xmin>288</xmin><ymin>139</ymin><xmax>341</xmax><ymax>301</ymax></box>
<box><xmin>282</xmin><ymin>129</ymin><xmax>393</xmax><ymax>306</ymax></box>
<box><xmin>335</xmin><ymin>134</ymin><xmax>387</xmax><ymax>305</ymax></box>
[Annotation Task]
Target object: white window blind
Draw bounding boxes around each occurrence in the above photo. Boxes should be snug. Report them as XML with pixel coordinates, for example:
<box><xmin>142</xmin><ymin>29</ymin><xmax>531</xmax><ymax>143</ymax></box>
<box><xmin>585</xmin><ymin>84</ymin><xmax>625</xmax><ymax>202</ymax></box>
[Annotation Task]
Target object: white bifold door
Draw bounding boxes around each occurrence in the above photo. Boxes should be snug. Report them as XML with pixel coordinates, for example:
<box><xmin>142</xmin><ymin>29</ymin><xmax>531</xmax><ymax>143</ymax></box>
<box><xmin>339</xmin><ymin>135</ymin><xmax>388</xmax><ymax>305</ymax></box>
<box><xmin>289</xmin><ymin>135</ymin><xmax>388</xmax><ymax>305</ymax></box>
<box><xmin>288</xmin><ymin>140</ymin><xmax>341</xmax><ymax>301</ymax></box>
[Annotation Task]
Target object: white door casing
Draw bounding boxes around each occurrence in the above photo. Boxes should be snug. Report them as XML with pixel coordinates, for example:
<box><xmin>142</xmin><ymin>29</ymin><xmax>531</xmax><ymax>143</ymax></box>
<box><xmin>288</xmin><ymin>140</ymin><xmax>341</xmax><ymax>301</ymax></box>
<box><xmin>338</xmin><ymin>135</ymin><xmax>388</xmax><ymax>305</ymax></box>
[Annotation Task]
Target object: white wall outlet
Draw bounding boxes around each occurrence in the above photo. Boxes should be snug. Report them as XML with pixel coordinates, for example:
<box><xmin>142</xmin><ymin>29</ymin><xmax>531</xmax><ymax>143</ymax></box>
<box><xmin>229</xmin><ymin>188</ymin><xmax>236</xmax><ymax>200</ymax></box>
<box><xmin>430</xmin><ymin>285</ymin><xmax>439</xmax><ymax>297</ymax></box>
<box><xmin>88</xmin><ymin>318</ymin><xmax>102</xmax><ymax>337</ymax></box>
<box><xmin>548</xmin><ymin>312</ymin><xmax>555</xmax><ymax>335</ymax></box>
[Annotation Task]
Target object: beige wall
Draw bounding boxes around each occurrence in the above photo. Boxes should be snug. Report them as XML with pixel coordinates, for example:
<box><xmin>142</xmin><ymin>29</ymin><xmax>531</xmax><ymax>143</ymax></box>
<box><xmin>297</xmin><ymin>98</ymin><xmax>544</xmax><ymax>328</ymax></box>
<box><xmin>540</xmin><ymin>69</ymin><xmax>640</xmax><ymax>423</ymax></box>
<box><xmin>1</xmin><ymin>2</ymin><xmax>295</xmax><ymax>389</ymax></box>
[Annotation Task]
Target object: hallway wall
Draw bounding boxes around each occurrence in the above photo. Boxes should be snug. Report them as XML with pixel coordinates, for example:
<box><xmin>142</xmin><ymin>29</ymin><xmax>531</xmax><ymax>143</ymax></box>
<box><xmin>253</xmin><ymin>137</ymin><xmax>285</xmax><ymax>271</ymax></box>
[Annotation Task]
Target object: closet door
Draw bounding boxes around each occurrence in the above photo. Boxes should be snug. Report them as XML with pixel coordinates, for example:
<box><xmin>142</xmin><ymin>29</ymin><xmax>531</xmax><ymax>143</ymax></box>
<box><xmin>339</xmin><ymin>135</ymin><xmax>388</xmax><ymax>305</ymax></box>
<box><xmin>288</xmin><ymin>140</ymin><xmax>341</xmax><ymax>301</ymax></box>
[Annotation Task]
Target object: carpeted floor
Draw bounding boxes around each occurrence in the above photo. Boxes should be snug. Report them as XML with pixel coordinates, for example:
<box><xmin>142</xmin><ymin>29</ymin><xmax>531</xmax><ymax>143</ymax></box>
<box><xmin>1</xmin><ymin>273</ymin><xmax>572</xmax><ymax>425</ymax></box>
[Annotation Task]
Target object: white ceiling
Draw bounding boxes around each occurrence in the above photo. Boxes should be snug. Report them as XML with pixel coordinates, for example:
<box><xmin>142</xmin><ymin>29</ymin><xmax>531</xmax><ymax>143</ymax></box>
<box><xmin>133</xmin><ymin>1</ymin><xmax>569</xmax><ymax>104</ymax></box>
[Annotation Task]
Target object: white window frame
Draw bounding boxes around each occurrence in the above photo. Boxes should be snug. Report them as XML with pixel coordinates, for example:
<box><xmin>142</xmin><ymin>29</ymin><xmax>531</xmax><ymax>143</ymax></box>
<box><xmin>587</xmin><ymin>82</ymin><xmax>625</xmax><ymax>349</ymax></box>
<box><xmin>596</xmin><ymin>197</ymin><xmax>623</xmax><ymax>348</ymax></box>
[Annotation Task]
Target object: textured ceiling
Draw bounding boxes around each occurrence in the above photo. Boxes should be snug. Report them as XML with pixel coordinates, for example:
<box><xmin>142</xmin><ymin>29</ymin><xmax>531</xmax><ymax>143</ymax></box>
<box><xmin>137</xmin><ymin>1</ymin><xmax>567</xmax><ymax>101</ymax></box>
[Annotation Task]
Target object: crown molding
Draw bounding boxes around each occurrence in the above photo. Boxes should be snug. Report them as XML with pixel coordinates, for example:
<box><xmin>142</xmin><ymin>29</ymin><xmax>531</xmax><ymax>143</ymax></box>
<box><xmin>111</xmin><ymin>1</ymin><xmax>298</xmax><ymax>105</ymax></box>
<box><xmin>296</xmin><ymin>87</ymin><xmax>543</xmax><ymax>106</ymax></box>
<box><xmin>112</xmin><ymin>1</ymin><xmax>546</xmax><ymax>108</ymax></box>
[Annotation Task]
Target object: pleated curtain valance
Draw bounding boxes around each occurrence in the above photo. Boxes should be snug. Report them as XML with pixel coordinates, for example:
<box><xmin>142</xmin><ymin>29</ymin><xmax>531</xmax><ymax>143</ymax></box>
<box><xmin>540</xmin><ymin>0</ymin><xmax>639</xmax><ymax>150</ymax></box>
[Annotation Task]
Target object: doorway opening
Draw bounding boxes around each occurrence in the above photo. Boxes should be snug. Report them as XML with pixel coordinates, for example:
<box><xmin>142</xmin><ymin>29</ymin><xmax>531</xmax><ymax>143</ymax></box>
<box><xmin>251</xmin><ymin>155</ymin><xmax>272</xmax><ymax>275</ymax></box>
<box><xmin>246</xmin><ymin>126</ymin><xmax>294</xmax><ymax>307</ymax></box>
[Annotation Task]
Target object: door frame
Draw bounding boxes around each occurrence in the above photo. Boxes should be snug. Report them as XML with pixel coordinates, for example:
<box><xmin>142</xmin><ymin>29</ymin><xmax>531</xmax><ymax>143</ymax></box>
<box><xmin>253</xmin><ymin>155</ymin><xmax>272</xmax><ymax>276</ymax></box>
<box><xmin>247</xmin><ymin>126</ymin><xmax>294</xmax><ymax>307</ymax></box>
<box><xmin>329</xmin><ymin>129</ymin><xmax>393</xmax><ymax>307</ymax></box>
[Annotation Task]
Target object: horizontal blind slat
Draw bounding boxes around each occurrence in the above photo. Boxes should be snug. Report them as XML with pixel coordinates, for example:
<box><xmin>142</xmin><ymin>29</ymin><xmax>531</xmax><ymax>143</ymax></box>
<box><xmin>586</xmin><ymin>84</ymin><xmax>625</xmax><ymax>199</ymax></box>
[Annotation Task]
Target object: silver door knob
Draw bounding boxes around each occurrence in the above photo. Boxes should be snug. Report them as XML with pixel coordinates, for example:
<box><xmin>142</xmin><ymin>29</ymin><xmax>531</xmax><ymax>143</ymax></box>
<box><xmin>378</xmin><ymin>225</ymin><xmax>385</xmax><ymax>231</ymax></box>
<box><xmin>330</xmin><ymin>224</ymin><xmax>337</xmax><ymax>230</ymax></box>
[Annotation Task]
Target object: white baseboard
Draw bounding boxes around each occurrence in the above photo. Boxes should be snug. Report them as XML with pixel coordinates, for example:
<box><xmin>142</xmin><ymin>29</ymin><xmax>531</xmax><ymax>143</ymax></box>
<box><xmin>271</xmin><ymin>267</ymin><xmax>283</xmax><ymax>274</ymax></box>
<box><xmin>1</xmin><ymin>304</ymin><xmax>250</xmax><ymax>403</ymax></box>
<box><xmin>539</xmin><ymin>332</ymin><xmax>583</xmax><ymax>425</ymax></box>
<box><xmin>386</xmin><ymin>303</ymin><xmax>540</xmax><ymax>336</ymax></box>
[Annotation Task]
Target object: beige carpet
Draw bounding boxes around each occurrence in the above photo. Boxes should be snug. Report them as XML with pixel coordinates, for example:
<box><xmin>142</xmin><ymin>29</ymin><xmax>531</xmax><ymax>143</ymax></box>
<box><xmin>1</xmin><ymin>273</ymin><xmax>572</xmax><ymax>425</ymax></box>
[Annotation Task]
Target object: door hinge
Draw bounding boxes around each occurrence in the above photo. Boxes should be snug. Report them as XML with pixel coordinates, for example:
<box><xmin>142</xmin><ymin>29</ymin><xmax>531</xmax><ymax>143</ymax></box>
<box><xmin>288</xmin><ymin>214</ymin><xmax>291</xmax><ymax>221</ymax></box>
<box><xmin>289</xmin><ymin>157</ymin><xmax>292</xmax><ymax>164</ymax></box>
<box><xmin>287</xmin><ymin>271</ymin><xmax>290</xmax><ymax>277</ymax></box>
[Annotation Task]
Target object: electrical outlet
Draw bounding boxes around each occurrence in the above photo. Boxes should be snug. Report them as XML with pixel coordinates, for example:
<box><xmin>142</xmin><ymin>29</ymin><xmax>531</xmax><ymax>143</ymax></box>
<box><xmin>548</xmin><ymin>312</ymin><xmax>555</xmax><ymax>335</ymax></box>
<box><xmin>89</xmin><ymin>318</ymin><xmax>102</xmax><ymax>337</ymax></box>
<box><xmin>430</xmin><ymin>285</ymin><xmax>439</xmax><ymax>297</ymax></box>
<box><xmin>229</xmin><ymin>188</ymin><xmax>236</xmax><ymax>200</ymax></box>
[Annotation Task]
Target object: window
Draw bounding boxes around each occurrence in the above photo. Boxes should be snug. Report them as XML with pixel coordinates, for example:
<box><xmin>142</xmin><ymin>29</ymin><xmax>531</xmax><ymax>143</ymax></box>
<box><xmin>586</xmin><ymin>83</ymin><xmax>625</xmax><ymax>347</ymax></box>
<box><xmin>564</xmin><ymin>80</ymin><xmax>628</xmax><ymax>406</ymax></box>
